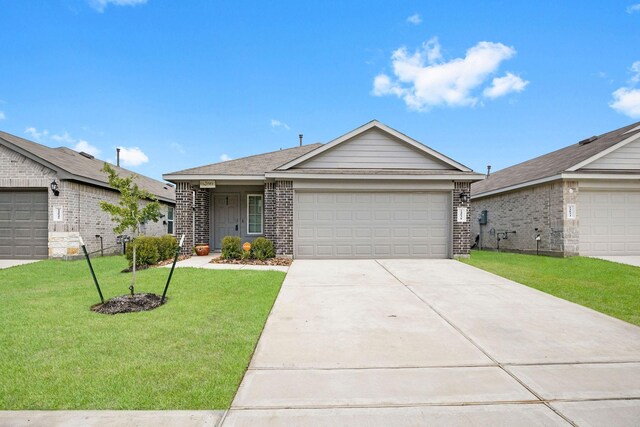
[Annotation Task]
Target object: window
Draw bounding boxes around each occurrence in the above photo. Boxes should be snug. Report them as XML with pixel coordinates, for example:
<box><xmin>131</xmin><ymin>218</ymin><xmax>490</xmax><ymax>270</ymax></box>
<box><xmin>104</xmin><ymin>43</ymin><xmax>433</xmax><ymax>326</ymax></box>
<box><xmin>247</xmin><ymin>194</ymin><xmax>263</xmax><ymax>234</ymax></box>
<box><xmin>167</xmin><ymin>206</ymin><xmax>175</xmax><ymax>234</ymax></box>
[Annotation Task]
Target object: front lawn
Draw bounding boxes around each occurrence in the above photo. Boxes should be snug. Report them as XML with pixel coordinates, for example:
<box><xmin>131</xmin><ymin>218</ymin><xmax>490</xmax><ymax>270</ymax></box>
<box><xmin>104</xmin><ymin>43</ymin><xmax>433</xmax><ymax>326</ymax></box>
<box><xmin>0</xmin><ymin>256</ymin><xmax>284</xmax><ymax>409</ymax></box>
<box><xmin>461</xmin><ymin>250</ymin><xmax>640</xmax><ymax>326</ymax></box>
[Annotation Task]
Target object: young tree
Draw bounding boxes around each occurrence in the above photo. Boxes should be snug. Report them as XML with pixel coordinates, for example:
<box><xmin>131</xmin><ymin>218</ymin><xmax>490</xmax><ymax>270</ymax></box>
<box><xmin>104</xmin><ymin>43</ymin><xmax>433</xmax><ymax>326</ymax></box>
<box><xmin>100</xmin><ymin>163</ymin><xmax>161</xmax><ymax>296</ymax></box>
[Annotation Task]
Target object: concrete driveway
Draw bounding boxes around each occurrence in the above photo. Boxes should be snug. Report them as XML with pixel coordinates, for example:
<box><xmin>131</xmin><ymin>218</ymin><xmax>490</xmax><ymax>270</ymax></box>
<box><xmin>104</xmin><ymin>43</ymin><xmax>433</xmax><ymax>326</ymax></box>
<box><xmin>224</xmin><ymin>259</ymin><xmax>640</xmax><ymax>426</ymax></box>
<box><xmin>0</xmin><ymin>259</ymin><xmax>40</xmax><ymax>269</ymax></box>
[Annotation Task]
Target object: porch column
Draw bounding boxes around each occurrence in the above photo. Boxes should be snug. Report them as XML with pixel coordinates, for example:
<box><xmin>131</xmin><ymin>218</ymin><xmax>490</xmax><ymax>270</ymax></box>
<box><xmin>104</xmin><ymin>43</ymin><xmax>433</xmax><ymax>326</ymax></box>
<box><xmin>264</xmin><ymin>181</ymin><xmax>276</xmax><ymax>242</ymax></box>
<box><xmin>275</xmin><ymin>180</ymin><xmax>293</xmax><ymax>256</ymax></box>
<box><xmin>175</xmin><ymin>181</ymin><xmax>194</xmax><ymax>255</ymax></box>
<box><xmin>194</xmin><ymin>187</ymin><xmax>210</xmax><ymax>246</ymax></box>
<box><xmin>452</xmin><ymin>181</ymin><xmax>471</xmax><ymax>258</ymax></box>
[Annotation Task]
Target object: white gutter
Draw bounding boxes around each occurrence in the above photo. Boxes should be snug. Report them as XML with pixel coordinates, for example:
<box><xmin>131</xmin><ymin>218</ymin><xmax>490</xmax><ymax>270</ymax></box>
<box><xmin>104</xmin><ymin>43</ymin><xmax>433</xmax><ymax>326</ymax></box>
<box><xmin>471</xmin><ymin>171</ymin><xmax>640</xmax><ymax>200</ymax></box>
<box><xmin>265</xmin><ymin>172</ymin><xmax>486</xmax><ymax>181</ymax></box>
<box><xmin>162</xmin><ymin>174</ymin><xmax>266</xmax><ymax>181</ymax></box>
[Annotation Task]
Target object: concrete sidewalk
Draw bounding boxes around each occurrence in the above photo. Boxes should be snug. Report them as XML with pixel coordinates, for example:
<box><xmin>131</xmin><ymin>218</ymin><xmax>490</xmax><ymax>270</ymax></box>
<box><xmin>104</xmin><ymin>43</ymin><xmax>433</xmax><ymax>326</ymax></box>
<box><xmin>0</xmin><ymin>411</ymin><xmax>224</xmax><ymax>426</ymax></box>
<box><xmin>227</xmin><ymin>259</ymin><xmax>640</xmax><ymax>426</ymax></box>
<box><xmin>0</xmin><ymin>259</ymin><xmax>40</xmax><ymax>269</ymax></box>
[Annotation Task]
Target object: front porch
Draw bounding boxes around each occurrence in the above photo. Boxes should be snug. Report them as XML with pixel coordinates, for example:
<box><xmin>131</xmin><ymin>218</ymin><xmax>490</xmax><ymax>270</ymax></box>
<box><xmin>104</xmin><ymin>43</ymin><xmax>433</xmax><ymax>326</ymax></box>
<box><xmin>174</xmin><ymin>180</ymin><xmax>295</xmax><ymax>257</ymax></box>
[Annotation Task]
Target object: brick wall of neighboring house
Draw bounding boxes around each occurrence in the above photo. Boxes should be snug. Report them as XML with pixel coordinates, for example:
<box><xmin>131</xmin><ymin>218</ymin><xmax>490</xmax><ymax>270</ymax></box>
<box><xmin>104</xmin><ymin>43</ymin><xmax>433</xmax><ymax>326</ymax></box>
<box><xmin>452</xmin><ymin>181</ymin><xmax>471</xmax><ymax>257</ymax></box>
<box><xmin>175</xmin><ymin>181</ymin><xmax>194</xmax><ymax>255</ymax></box>
<box><xmin>1</xmin><ymin>144</ymin><xmax>173</xmax><ymax>258</ymax></box>
<box><xmin>194</xmin><ymin>187</ymin><xmax>210</xmax><ymax>245</ymax></box>
<box><xmin>274</xmin><ymin>180</ymin><xmax>293</xmax><ymax>256</ymax></box>
<box><xmin>470</xmin><ymin>180</ymin><xmax>577</xmax><ymax>256</ymax></box>
<box><xmin>264</xmin><ymin>181</ymin><xmax>276</xmax><ymax>242</ymax></box>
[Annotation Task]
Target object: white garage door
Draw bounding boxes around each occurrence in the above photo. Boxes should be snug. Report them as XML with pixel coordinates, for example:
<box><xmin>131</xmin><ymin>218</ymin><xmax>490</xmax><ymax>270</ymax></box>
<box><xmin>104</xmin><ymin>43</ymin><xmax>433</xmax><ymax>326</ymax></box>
<box><xmin>579</xmin><ymin>190</ymin><xmax>640</xmax><ymax>256</ymax></box>
<box><xmin>294</xmin><ymin>191</ymin><xmax>450</xmax><ymax>259</ymax></box>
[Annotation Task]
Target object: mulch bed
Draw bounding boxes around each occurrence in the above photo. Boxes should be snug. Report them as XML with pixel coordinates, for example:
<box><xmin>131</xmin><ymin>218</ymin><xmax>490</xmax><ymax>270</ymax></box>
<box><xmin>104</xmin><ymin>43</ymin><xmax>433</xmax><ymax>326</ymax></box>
<box><xmin>121</xmin><ymin>255</ymin><xmax>191</xmax><ymax>273</ymax></box>
<box><xmin>210</xmin><ymin>257</ymin><xmax>293</xmax><ymax>266</ymax></box>
<box><xmin>91</xmin><ymin>293</ymin><xmax>165</xmax><ymax>315</ymax></box>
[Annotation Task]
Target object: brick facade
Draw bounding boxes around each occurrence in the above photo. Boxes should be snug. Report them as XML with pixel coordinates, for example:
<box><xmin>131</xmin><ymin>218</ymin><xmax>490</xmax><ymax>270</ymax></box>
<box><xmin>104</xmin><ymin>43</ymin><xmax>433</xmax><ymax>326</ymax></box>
<box><xmin>194</xmin><ymin>187</ymin><xmax>210</xmax><ymax>245</ymax></box>
<box><xmin>175</xmin><ymin>182</ymin><xmax>194</xmax><ymax>255</ymax></box>
<box><xmin>274</xmin><ymin>180</ymin><xmax>294</xmax><ymax>256</ymax></box>
<box><xmin>264</xmin><ymin>181</ymin><xmax>276</xmax><ymax>242</ymax></box>
<box><xmin>1</xmin><ymin>144</ymin><xmax>173</xmax><ymax>258</ymax></box>
<box><xmin>470</xmin><ymin>180</ymin><xmax>579</xmax><ymax>256</ymax></box>
<box><xmin>452</xmin><ymin>181</ymin><xmax>471</xmax><ymax>257</ymax></box>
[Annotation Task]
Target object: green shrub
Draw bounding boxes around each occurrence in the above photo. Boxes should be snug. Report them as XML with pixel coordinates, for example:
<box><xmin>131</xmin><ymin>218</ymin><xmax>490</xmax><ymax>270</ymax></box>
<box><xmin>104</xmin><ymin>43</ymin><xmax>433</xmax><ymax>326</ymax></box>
<box><xmin>251</xmin><ymin>237</ymin><xmax>275</xmax><ymax>260</ymax></box>
<box><xmin>241</xmin><ymin>249</ymin><xmax>252</xmax><ymax>260</ymax></box>
<box><xmin>158</xmin><ymin>234</ymin><xmax>179</xmax><ymax>260</ymax></box>
<box><xmin>221</xmin><ymin>236</ymin><xmax>242</xmax><ymax>259</ymax></box>
<box><xmin>126</xmin><ymin>236</ymin><xmax>160</xmax><ymax>267</ymax></box>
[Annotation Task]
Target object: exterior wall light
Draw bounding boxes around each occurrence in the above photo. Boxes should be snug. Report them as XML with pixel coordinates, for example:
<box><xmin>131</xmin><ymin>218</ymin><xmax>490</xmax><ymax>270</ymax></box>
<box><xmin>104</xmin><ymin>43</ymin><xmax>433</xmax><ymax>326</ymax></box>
<box><xmin>50</xmin><ymin>180</ymin><xmax>60</xmax><ymax>196</ymax></box>
<box><xmin>459</xmin><ymin>192</ymin><xmax>470</xmax><ymax>203</ymax></box>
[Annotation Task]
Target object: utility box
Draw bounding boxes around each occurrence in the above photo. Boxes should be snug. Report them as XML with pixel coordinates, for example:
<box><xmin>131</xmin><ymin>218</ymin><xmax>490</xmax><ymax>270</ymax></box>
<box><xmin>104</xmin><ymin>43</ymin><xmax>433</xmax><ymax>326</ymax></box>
<box><xmin>479</xmin><ymin>210</ymin><xmax>488</xmax><ymax>225</ymax></box>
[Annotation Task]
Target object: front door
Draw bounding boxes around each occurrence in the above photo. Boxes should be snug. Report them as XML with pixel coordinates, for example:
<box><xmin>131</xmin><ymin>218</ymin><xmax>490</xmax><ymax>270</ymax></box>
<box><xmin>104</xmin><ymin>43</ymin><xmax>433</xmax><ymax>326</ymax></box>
<box><xmin>213</xmin><ymin>194</ymin><xmax>240</xmax><ymax>249</ymax></box>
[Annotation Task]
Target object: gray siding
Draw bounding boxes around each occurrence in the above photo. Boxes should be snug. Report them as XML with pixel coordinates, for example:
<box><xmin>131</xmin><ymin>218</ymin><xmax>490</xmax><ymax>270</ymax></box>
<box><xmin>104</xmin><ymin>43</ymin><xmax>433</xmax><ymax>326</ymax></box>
<box><xmin>581</xmin><ymin>138</ymin><xmax>640</xmax><ymax>170</ymax></box>
<box><xmin>297</xmin><ymin>128</ymin><xmax>453</xmax><ymax>170</ymax></box>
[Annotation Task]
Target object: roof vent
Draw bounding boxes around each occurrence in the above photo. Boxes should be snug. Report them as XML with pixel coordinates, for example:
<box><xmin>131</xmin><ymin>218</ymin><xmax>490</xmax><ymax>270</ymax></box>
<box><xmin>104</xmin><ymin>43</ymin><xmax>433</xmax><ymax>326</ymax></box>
<box><xmin>79</xmin><ymin>151</ymin><xmax>95</xmax><ymax>159</ymax></box>
<box><xmin>578</xmin><ymin>136</ymin><xmax>598</xmax><ymax>146</ymax></box>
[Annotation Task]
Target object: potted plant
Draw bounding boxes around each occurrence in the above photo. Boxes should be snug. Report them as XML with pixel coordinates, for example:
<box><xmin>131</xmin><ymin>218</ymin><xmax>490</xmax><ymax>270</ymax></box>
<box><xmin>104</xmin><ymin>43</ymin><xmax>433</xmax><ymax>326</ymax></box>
<box><xmin>194</xmin><ymin>243</ymin><xmax>210</xmax><ymax>256</ymax></box>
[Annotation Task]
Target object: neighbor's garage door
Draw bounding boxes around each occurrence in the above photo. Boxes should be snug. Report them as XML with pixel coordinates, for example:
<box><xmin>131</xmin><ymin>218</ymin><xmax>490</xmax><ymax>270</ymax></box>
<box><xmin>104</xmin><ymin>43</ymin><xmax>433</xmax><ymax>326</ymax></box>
<box><xmin>294</xmin><ymin>191</ymin><xmax>450</xmax><ymax>259</ymax></box>
<box><xmin>0</xmin><ymin>191</ymin><xmax>48</xmax><ymax>259</ymax></box>
<box><xmin>579</xmin><ymin>190</ymin><xmax>640</xmax><ymax>256</ymax></box>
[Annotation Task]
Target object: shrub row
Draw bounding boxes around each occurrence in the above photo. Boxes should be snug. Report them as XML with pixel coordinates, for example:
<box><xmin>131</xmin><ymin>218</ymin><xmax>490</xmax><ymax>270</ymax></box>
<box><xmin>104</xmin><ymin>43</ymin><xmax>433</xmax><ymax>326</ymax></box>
<box><xmin>125</xmin><ymin>235</ymin><xmax>179</xmax><ymax>267</ymax></box>
<box><xmin>221</xmin><ymin>236</ymin><xmax>275</xmax><ymax>260</ymax></box>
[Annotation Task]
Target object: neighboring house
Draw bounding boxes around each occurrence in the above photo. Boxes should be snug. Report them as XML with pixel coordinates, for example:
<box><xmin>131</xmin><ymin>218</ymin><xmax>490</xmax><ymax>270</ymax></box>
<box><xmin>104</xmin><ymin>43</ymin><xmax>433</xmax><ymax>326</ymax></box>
<box><xmin>471</xmin><ymin>121</ymin><xmax>640</xmax><ymax>257</ymax></box>
<box><xmin>163</xmin><ymin>120</ymin><xmax>484</xmax><ymax>259</ymax></box>
<box><xmin>0</xmin><ymin>131</ymin><xmax>176</xmax><ymax>259</ymax></box>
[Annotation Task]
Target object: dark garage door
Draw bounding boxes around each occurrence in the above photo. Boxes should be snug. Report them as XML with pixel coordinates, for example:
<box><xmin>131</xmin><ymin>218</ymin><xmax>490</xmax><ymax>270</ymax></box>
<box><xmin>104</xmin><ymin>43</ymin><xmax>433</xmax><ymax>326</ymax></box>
<box><xmin>0</xmin><ymin>191</ymin><xmax>48</xmax><ymax>259</ymax></box>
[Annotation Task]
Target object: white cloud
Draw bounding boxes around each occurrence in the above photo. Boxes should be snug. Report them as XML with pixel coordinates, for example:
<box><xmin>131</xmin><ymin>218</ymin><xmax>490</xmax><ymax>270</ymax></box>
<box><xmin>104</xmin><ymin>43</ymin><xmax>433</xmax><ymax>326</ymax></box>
<box><xmin>116</xmin><ymin>147</ymin><xmax>149</xmax><ymax>166</ymax></box>
<box><xmin>372</xmin><ymin>38</ymin><xmax>525</xmax><ymax>110</ymax></box>
<box><xmin>631</xmin><ymin>60</ymin><xmax>640</xmax><ymax>83</ymax></box>
<box><xmin>74</xmin><ymin>140</ymin><xmax>101</xmax><ymax>157</ymax></box>
<box><xmin>169</xmin><ymin>142</ymin><xmax>185</xmax><ymax>154</ymax></box>
<box><xmin>50</xmin><ymin>131</ymin><xmax>75</xmax><ymax>144</ymax></box>
<box><xmin>25</xmin><ymin>127</ymin><xmax>49</xmax><ymax>140</ymax></box>
<box><xmin>609</xmin><ymin>60</ymin><xmax>640</xmax><ymax>118</ymax></box>
<box><xmin>407</xmin><ymin>14</ymin><xmax>422</xmax><ymax>25</ymax></box>
<box><xmin>89</xmin><ymin>0</ymin><xmax>148</xmax><ymax>12</ymax></box>
<box><xmin>627</xmin><ymin>3</ymin><xmax>640</xmax><ymax>13</ymax></box>
<box><xmin>483</xmin><ymin>72</ymin><xmax>529</xmax><ymax>99</ymax></box>
<box><xmin>220</xmin><ymin>154</ymin><xmax>232</xmax><ymax>162</ymax></box>
<box><xmin>270</xmin><ymin>119</ymin><xmax>290</xmax><ymax>130</ymax></box>
<box><xmin>610</xmin><ymin>88</ymin><xmax>640</xmax><ymax>118</ymax></box>
<box><xmin>0</xmin><ymin>111</ymin><xmax>5</xmax><ymax>120</ymax></box>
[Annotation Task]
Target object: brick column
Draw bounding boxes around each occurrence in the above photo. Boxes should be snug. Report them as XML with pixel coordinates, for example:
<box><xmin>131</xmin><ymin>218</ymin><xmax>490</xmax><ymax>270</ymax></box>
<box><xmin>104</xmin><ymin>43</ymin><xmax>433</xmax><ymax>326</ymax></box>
<box><xmin>275</xmin><ymin>180</ymin><xmax>293</xmax><ymax>256</ymax></box>
<box><xmin>264</xmin><ymin>181</ymin><xmax>276</xmax><ymax>242</ymax></box>
<box><xmin>194</xmin><ymin>188</ymin><xmax>210</xmax><ymax>245</ymax></box>
<box><xmin>452</xmin><ymin>181</ymin><xmax>471</xmax><ymax>257</ymax></box>
<box><xmin>175</xmin><ymin>182</ymin><xmax>194</xmax><ymax>255</ymax></box>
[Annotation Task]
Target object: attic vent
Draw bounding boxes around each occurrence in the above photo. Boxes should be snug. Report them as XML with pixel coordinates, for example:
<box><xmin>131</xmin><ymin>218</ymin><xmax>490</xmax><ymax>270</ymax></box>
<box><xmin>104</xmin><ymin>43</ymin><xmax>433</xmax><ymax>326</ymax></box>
<box><xmin>578</xmin><ymin>136</ymin><xmax>598</xmax><ymax>146</ymax></box>
<box><xmin>79</xmin><ymin>151</ymin><xmax>95</xmax><ymax>159</ymax></box>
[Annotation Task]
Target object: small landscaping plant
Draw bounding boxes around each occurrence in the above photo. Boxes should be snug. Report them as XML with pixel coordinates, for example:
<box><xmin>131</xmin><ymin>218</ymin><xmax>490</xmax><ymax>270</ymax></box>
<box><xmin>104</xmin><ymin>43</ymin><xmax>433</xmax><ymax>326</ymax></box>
<box><xmin>221</xmin><ymin>236</ymin><xmax>242</xmax><ymax>259</ymax></box>
<box><xmin>125</xmin><ymin>235</ymin><xmax>178</xmax><ymax>268</ymax></box>
<box><xmin>251</xmin><ymin>237</ymin><xmax>275</xmax><ymax>260</ymax></box>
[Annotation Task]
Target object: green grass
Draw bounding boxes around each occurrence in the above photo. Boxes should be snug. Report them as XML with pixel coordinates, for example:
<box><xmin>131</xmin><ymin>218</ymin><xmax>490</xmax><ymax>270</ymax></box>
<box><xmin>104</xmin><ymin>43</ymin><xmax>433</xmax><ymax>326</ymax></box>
<box><xmin>0</xmin><ymin>256</ymin><xmax>284</xmax><ymax>410</ymax></box>
<box><xmin>461</xmin><ymin>250</ymin><xmax>640</xmax><ymax>326</ymax></box>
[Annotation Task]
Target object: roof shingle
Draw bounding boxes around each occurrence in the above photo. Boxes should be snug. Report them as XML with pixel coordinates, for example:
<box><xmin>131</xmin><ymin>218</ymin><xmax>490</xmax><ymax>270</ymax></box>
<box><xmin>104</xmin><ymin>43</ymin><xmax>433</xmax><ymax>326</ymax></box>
<box><xmin>0</xmin><ymin>131</ymin><xmax>175</xmax><ymax>203</ymax></box>
<box><xmin>472</xmin><ymin>121</ymin><xmax>640</xmax><ymax>197</ymax></box>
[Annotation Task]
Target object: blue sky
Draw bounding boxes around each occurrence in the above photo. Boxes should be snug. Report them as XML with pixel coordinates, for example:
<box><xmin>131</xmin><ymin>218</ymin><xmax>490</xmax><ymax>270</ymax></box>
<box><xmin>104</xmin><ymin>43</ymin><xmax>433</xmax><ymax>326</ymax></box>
<box><xmin>1</xmin><ymin>0</ymin><xmax>639</xmax><ymax>180</ymax></box>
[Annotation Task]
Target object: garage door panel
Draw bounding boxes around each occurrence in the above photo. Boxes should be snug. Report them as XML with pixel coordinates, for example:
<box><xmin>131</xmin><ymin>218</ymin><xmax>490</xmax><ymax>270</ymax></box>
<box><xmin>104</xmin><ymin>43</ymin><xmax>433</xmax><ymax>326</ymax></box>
<box><xmin>580</xmin><ymin>190</ymin><xmax>640</xmax><ymax>256</ymax></box>
<box><xmin>0</xmin><ymin>191</ymin><xmax>48</xmax><ymax>260</ymax></box>
<box><xmin>295</xmin><ymin>191</ymin><xmax>450</xmax><ymax>259</ymax></box>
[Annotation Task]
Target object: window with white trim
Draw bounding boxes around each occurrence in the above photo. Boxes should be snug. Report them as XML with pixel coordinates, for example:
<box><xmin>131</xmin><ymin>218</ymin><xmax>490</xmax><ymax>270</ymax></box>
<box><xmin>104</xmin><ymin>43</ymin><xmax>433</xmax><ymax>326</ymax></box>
<box><xmin>167</xmin><ymin>206</ymin><xmax>175</xmax><ymax>234</ymax></box>
<box><xmin>247</xmin><ymin>194</ymin><xmax>263</xmax><ymax>234</ymax></box>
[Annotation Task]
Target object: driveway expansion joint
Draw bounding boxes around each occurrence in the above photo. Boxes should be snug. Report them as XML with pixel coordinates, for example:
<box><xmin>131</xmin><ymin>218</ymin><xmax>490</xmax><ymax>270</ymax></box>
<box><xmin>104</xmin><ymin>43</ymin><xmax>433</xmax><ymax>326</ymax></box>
<box><xmin>374</xmin><ymin>260</ymin><xmax>580</xmax><ymax>427</ymax></box>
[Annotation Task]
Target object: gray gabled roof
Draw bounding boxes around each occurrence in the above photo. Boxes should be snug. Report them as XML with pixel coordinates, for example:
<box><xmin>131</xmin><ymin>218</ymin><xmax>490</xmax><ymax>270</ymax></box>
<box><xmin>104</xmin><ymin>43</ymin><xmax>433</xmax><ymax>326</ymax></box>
<box><xmin>472</xmin><ymin>121</ymin><xmax>640</xmax><ymax>197</ymax></box>
<box><xmin>0</xmin><ymin>131</ymin><xmax>175</xmax><ymax>203</ymax></box>
<box><xmin>164</xmin><ymin>143</ymin><xmax>323</xmax><ymax>177</ymax></box>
